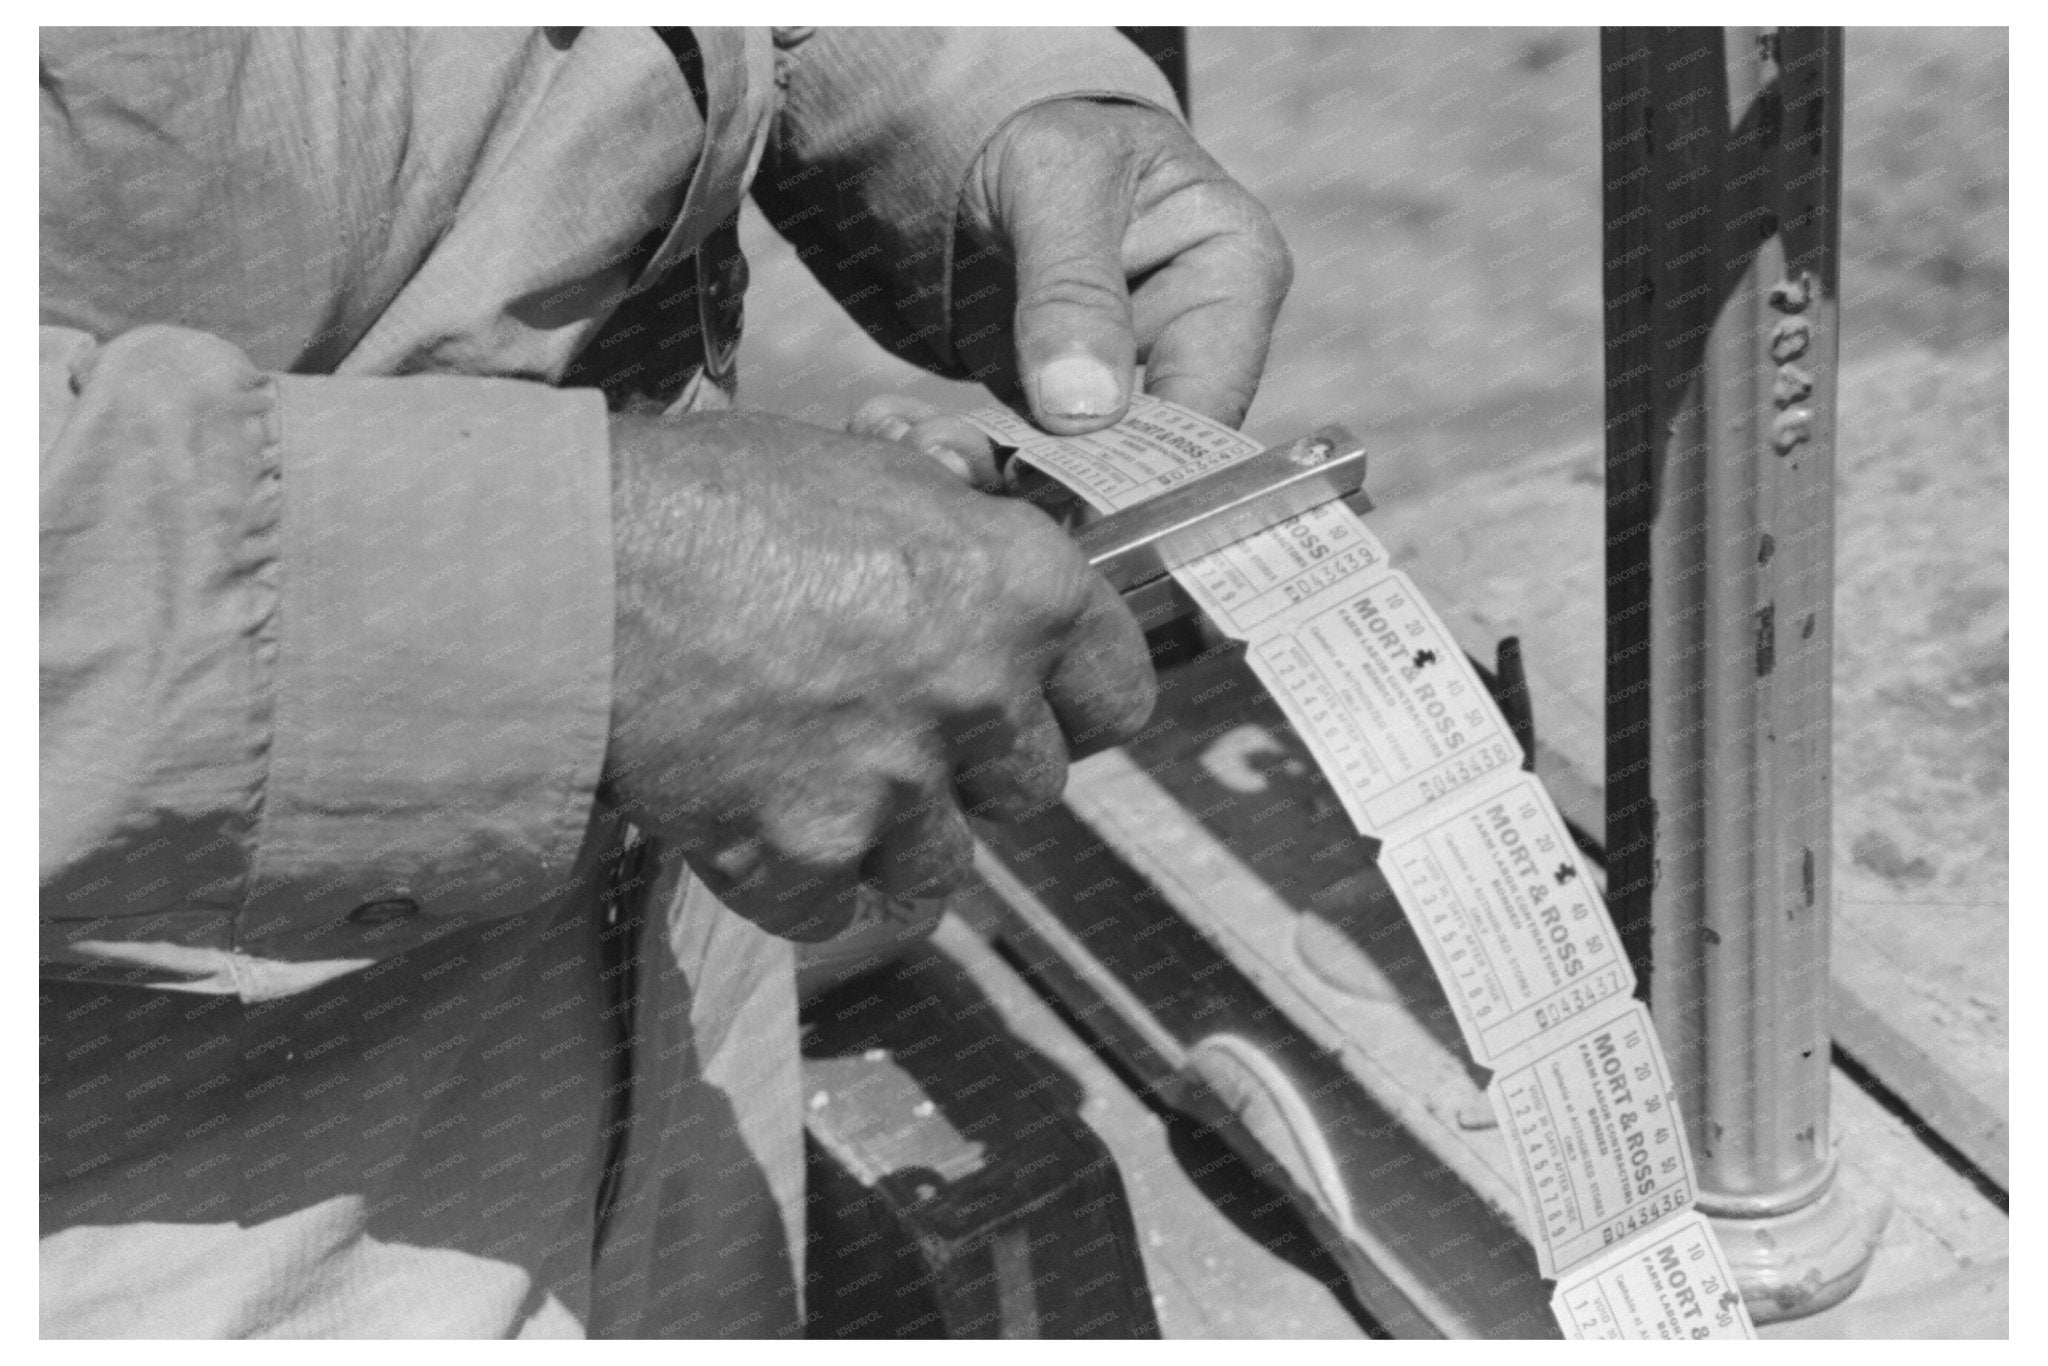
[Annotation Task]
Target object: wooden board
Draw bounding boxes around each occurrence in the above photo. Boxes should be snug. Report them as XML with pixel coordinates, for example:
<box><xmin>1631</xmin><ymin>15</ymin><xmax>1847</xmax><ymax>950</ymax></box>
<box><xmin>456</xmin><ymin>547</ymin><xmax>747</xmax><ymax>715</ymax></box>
<box><xmin>923</xmin><ymin>916</ymin><xmax>1372</xmax><ymax>1338</ymax></box>
<box><xmin>967</xmin><ymin>801</ymin><xmax>1551</xmax><ymax>1339</ymax></box>
<box><xmin>959</xmin><ymin>574</ymin><xmax>2001</xmax><ymax>1331</ymax></box>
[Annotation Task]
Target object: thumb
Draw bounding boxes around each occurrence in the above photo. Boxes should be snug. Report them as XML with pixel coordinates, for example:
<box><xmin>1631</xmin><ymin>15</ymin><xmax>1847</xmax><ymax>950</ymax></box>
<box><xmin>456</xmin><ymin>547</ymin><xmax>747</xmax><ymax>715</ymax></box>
<box><xmin>998</xmin><ymin>138</ymin><xmax>1138</xmax><ymax>435</ymax></box>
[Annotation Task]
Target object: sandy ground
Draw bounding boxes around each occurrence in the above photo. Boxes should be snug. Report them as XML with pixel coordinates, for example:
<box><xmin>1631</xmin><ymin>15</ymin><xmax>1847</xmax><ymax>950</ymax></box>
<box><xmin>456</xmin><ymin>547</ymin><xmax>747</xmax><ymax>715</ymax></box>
<box><xmin>740</xmin><ymin>28</ymin><xmax>2007</xmax><ymax>490</ymax></box>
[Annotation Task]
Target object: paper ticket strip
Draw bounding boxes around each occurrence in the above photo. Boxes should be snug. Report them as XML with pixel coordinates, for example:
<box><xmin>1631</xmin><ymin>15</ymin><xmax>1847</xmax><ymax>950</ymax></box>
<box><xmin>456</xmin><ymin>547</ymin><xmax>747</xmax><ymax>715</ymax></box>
<box><xmin>966</xmin><ymin>396</ymin><xmax>1755</xmax><ymax>1339</ymax></box>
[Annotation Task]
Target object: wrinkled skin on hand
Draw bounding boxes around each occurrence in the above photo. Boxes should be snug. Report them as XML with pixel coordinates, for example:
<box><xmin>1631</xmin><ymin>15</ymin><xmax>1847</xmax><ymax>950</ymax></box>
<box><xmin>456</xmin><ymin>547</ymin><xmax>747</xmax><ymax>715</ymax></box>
<box><xmin>605</xmin><ymin>102</ymin><xmax>1281</xmax><ymax>941</ymax></box>
<box><xmin>604</xmin><ymin>410</ymin><xmax>1156</xmax><ymax>940</ymax></box>
<box><xmin>956</xmin><ymin>98</ymin><xmax>1294</xmax><ymax>437</ymax></box>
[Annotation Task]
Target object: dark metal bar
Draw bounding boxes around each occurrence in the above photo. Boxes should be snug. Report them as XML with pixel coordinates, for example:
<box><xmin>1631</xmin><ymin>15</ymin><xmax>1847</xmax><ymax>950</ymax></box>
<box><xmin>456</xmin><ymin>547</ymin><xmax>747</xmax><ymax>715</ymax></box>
<box><xmin>1601</xmin><ymin>26</ymin><xmax>1889</xmax><ymax>1323</ymax></box>
<box><xmin>1118</xmin><ymin>27</ymin><xmax>1191</xmax><ymax>116</ymax></box>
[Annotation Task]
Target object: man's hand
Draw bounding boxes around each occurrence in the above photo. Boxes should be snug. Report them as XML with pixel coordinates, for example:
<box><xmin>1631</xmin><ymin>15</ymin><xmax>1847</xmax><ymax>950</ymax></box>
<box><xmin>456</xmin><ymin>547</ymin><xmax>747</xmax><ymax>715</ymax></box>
<box><xmin>956</xmin><ymin>99</ymin><xmax>1292</xmax><ymax>436</ymax></box>
<box><xmin>604</xmin><ymin>411</ymin><xmax>1156</xmax><ymax>941</ymax></box>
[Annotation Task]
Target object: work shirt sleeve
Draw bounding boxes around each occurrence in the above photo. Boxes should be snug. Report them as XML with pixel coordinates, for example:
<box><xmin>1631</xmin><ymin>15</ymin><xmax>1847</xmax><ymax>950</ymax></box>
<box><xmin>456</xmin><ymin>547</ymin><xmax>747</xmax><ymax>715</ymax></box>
<box><xmin>751</xmin><ymin>26</ymin><xmax>1180</xmax><ymax>375</ymax></box>
<box><xmin>40</xmin><ymin>324</ymin><xmax>615</xmax><ymax>999</ymax></box>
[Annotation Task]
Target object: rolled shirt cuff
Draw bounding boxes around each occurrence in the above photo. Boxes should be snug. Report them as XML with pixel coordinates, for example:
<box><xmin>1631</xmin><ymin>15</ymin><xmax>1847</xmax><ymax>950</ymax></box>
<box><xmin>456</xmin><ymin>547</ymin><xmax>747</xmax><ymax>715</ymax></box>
<box><xmin>223</xmin><ymin>373</ymin><xmax>615</xmax><ymax>986</ymax></box>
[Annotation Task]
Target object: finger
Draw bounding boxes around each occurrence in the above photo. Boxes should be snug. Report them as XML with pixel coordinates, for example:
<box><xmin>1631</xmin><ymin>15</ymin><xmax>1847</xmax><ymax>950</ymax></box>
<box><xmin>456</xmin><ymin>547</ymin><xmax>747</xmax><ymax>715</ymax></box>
<box><xmin>1001</xmin><ymin>142</ymin><xmax>1139</xmax><ymax>434</ymax></box>
<box><xmin>912</xmin><ymin>443</ymin><xmax>976</xmax><ymax>485</ymax></box>
<box><xmin>1041</xmin><ymin>572</ymin><xmax>1158</xmax><ymax>755</ymax></box>
<box><xmin>848</xmin><ymin>394</ymin><xmax>941</xmax><ymax>442</ymax></box>
<box><xmin>848</xmin><ymin>399</ymin><xmax>987</xmax><ymax>483</ymax></box>
<box><xmin>1127</xmin><ymin>191</ymin><xmax>1294</xmax><ymax>429</ymax></box>
<box><xmin>862</xmin><ymin>781</ymin><xmax>977</xmax><ymax>899</ymax></box>
<box><xmin>952</xmin><ymin>691</ymin><xmax>1069</xmax><ymax>821</ymax></box>
<box><xmin>903</xmin><ymin>414</ymin><xmax>1004</xmax><ymax>489</ymax></box>
<box><xmin>711</xmin><ymin>769</ymin><xmax>918</xmax><ymax>941</ymax></box>
<box><xmin>688</xmin><ymin>833</ymin><xmax>868</xmax><ymax>943</ymax></box>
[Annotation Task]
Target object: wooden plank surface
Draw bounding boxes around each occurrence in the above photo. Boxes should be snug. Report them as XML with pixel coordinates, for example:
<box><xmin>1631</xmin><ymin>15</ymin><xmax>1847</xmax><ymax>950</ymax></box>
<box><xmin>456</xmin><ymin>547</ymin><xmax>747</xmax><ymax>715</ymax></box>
<box><xmin>1030</xmin><ymin>611</ymin><xmax>2002</xmax><ymax>1334</ymax></box>
<box><xmin>924</xmin><ymin>916</ymin><xmax>1371</xmax><ymax>1339</ymax></box>
<box><xmin>967</xmin><ymin>795</ymin><xmax>1551</xmax><ymax>1338</ymax></box>
<box><xmin>1770</xmin><ymin>1073</ymin><xmax>2008</xmax><ymax>1338</ymax></box>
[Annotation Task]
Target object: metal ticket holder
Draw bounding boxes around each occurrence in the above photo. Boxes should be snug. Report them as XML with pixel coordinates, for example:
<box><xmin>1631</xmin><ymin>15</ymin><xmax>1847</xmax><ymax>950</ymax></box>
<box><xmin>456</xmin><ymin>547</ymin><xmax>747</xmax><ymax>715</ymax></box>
<box><xmin>1602</xmin><ymin>27</ymin><xmax>1890</xmax><ymax>1321</ymax></box>
<box><xmin>812</xmin><ymin>26</ymin><xmax>1896</xmax><ymax>1337</ymax></box>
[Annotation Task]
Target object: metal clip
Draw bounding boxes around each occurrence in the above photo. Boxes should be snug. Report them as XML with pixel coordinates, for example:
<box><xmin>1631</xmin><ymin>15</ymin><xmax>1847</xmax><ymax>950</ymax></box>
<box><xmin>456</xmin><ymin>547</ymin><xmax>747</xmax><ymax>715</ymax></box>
<box><xmin>1076</xmin><ymin>426</ymin><xmax>1369</xmax><ymax>597</ymax></box>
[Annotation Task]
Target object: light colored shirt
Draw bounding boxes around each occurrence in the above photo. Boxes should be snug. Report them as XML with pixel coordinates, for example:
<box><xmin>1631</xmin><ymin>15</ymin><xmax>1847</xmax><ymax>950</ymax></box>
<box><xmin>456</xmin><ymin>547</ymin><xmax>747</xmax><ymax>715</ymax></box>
<box><xmin>40</xmin><ymin>25</ymin><xmax>1176</xmax><ymax>999</ymax></box>
<box><xmin>38</xmin><ymin>26</ymin><xmax>1175</xmax><ymax>1338</ymax></box>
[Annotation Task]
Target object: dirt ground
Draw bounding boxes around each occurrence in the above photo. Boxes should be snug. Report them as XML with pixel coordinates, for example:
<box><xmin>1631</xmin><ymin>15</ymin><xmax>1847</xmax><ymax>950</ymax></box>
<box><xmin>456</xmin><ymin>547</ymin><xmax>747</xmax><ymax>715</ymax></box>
<box><xmin>741</xmin><ymin>28</ymin><xmax>2006</xmax><ymax>485</ymax></box>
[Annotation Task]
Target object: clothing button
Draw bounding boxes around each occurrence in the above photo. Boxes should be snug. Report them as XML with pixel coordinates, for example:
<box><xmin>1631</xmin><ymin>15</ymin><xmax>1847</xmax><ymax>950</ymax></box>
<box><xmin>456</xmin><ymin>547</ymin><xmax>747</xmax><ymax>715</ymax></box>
<box><xmin>349</xmin><ymin>897</ymin><xmax>419</xmax><ymax>925</ymax></box>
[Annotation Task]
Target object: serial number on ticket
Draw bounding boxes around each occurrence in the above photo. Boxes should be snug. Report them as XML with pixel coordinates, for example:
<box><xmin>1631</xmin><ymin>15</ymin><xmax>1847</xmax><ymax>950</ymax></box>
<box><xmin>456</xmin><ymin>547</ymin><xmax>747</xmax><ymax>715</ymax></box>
<box><xmin>1180</xmin><ymin>500</ymin><xmax>1390</xmax><ymax>638</ymax></box>
<box><xmin>1380</xmin><ymin>773</ymin><xmax>1632</xmax><ymax>1066</ymax></box>
<box><xmin>1488</xmin><ymin>1000</ymin><xmax>1696</xmax><ymax>1278</ymax></box>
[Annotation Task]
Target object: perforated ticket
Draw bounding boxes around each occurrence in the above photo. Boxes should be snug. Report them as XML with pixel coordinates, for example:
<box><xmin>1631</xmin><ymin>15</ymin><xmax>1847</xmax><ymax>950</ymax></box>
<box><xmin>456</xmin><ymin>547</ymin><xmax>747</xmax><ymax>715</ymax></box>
<box><xmin>1552</xmin><ymin>1212</ymin><xmax>1755</xmax><ymax>1339</ymax></box>
<box><xmin>1177</xmin><ymin>500</ymin><xmax>1391</xmax><ymax>639</ymax></box>
<box><xmin>980</xmin><ymin>399</ymin><xmax>1743</xmax><ymax>1337</ymax></box>
<box><xmin>1488</xmin><ymin>999</ymin><xmax>1696</xmax><ymax>1278</ymax></box>
<box><xmin>970</xmin><ymin>393</ymin><xmax>1270</xmax><ymax>513</ymax></box>
<box><xmin>1378</xmin><ymin>771</ymin><xmax>1632</xmax><ymax>1067</ymax></box>
<box><xmin>964</xmin><ymin>399</ymin><xmax>1390</xmax><ymax>637</ymax></box>
<box><xmin>1247</xmin><ymin>571</ymin><xmax>1520</xmax><ymax>836</ymax></box>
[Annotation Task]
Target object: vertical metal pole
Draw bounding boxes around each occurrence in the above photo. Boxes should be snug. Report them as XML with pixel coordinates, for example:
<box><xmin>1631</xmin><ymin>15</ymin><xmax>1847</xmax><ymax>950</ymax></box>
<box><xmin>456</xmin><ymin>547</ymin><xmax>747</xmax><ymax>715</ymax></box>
<box><xmin>1602</xmin><ymin>27</ymin><xmax>1889</xmax><ymax>1323</ymax></box>
<box><xmin>1118</xmin><ymin>27</ymin><xmax>1192</xmax><ymax>116</ymax></box>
